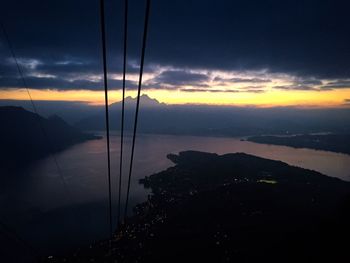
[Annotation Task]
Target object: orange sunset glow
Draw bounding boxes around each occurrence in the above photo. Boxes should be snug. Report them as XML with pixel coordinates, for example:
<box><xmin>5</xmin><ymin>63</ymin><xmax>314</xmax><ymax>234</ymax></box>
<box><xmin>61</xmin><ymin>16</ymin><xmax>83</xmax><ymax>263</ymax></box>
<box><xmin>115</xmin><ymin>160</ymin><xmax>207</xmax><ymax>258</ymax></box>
<box><xmin>1</xmin><ymin>87</ymin><xmax>350</xmax><ymax>107</ymax></box>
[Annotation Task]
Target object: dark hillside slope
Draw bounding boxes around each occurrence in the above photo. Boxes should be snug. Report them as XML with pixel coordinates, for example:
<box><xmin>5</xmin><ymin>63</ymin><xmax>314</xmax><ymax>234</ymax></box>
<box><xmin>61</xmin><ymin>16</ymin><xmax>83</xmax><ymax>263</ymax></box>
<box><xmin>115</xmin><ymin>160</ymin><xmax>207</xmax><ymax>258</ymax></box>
<box><xmin>247</xmin><ymin>134</ymin><xmax>350</xmax><ymax>154</ymax></box>
<box><xmin>0</xmin><ymin>106</ymin><xmax>99</xmax><ymax>171</ymax></box>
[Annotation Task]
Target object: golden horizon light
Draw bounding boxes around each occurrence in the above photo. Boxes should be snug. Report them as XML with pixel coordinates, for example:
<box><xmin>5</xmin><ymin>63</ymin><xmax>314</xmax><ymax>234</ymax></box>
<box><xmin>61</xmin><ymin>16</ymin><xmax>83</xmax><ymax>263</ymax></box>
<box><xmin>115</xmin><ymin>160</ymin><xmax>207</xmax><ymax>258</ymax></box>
<box><xmin>0</xmin><ymin>87</ymin><xmax>350</xmax><ymax>108</ymax></box>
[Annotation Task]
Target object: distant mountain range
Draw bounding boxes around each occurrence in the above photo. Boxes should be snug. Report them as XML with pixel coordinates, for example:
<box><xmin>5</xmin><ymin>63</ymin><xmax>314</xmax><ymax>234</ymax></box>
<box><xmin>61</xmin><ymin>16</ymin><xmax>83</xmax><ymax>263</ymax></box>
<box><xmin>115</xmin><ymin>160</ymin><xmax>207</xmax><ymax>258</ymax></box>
<box><xmin>76</xmin><ymin>94</ymin><xmax>350</xmax><ymax>136</ymax></box>
<box><xmin>111</xmin><ymin>94</ymin><xmax>166</xmax><ymax>109</ymax></box>
<box><xmin>247</xmin><ymin>134</ymin><xmax>350</xmax><ymax>155</ymax></box>
<box><xmin>0</xmin><ymin>106</ymin><xmax>99</xmax><ymax>171</ymax></box>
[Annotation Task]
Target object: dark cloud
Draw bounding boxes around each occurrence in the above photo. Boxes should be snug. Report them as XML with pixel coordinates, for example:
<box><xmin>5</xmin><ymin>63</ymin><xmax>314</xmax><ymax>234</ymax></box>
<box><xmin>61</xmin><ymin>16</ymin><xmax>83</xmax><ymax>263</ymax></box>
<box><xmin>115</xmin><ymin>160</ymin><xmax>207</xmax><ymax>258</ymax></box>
<box><xmin>295</xmin><ymin>79</ymin><xmax>323</xmax><ymax>85</ymax></box>
<box><xmin>273</xmin><ymin>85</ymin><xmax>317</xmax><ymax>91</ymax></box>
<box><xmin>214</xmin><ymin>77</ymin><xmax>271</xmax><ymax>83</ymax></box>
<box><xmin>0</xmin><ymin>0</ymin><xmax>350</xmax><ymax>92</ymax></box>
<box><xmin>151</xmin><ymin>70</ymin><xmax>209</xmax><ymax>86</ymax></box>
<box><xmin>146</xmin><ymin>0</ymin><xmax>350</xmax><ymax>78</ymax></box>
<box><xmin>180</xmin><ymin>88</ymin><xmax>265</xmax><ymax>93</ymax></box>
<box><xmin>0</xmin><ymin>53</ymin><xmax>140</xmax><ymax>90</ymax></box>
<box><xmin>320</xmin><ymin>80</ymin><xmax>350</xmax><ymax>90</ymax></box>
<box><xmin>245</xmin><ymin>89</ymin><xmax>266</xmax><ymax>94</ymax></box>
<box><xmin>181</xmin><ymin>88</ymin><xmax>239</xmax><ymax>93</ymax></box>
<box><xmin>239</xmin><ymin>86</ymin><xmax>266</xmax><ymax>90</ymax></box>
<box><xmin>0</xmin><ymin>75</ymin><xmax>138</xmax><ymax>91</ymax></box>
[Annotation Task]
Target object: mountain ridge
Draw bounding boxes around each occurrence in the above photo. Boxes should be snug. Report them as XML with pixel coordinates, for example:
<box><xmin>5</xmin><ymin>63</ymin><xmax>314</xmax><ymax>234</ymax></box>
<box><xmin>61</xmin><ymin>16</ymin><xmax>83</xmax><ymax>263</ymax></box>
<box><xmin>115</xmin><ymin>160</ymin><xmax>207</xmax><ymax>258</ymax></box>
<box><xmin>0</xmin><ymin>106</ymin><xmax>100</xmax><ymax>172</ymax></box>
<box><xmin>110</xmin><ymin>94</ymin><xmax>166</xmax><ymax>109</ymax></box>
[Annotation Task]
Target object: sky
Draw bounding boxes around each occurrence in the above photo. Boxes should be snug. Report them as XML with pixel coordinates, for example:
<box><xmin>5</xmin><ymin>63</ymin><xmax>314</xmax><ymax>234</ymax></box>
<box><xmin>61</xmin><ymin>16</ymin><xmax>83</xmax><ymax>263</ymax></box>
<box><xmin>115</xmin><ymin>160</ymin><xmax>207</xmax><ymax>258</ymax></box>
<box><xmin>0</xmin><ymin>0</ymin><xmax>350</xmax><ymax>107</ymax></box>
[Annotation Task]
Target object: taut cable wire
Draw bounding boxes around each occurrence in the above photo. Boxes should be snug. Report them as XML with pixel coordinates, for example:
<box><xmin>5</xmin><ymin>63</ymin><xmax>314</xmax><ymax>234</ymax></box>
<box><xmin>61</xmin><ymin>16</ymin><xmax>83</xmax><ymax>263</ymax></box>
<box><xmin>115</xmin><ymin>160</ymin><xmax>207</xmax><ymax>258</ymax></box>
<box><xmin>98</xmin><ymin>0</ymin><xmax>113</xmax><ymax>238</ymax></box>
<box><xmin>118</xmin><ymin>0</ymin><xmax>129</xmax><ymax>226</ymax></box>
<box><xmin>124</xmin><ymin>0</ymin><xmax>151</xmax><ymax>221</ymax></box>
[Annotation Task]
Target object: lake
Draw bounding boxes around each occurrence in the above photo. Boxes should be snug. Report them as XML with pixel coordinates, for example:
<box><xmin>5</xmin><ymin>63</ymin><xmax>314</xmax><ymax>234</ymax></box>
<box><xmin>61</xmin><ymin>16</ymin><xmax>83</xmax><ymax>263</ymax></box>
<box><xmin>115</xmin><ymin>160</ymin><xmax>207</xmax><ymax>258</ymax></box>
<box><xmin>1</xmin><ymin>132</ymin><xmax>350</xmax><ymax>258</ymax></box>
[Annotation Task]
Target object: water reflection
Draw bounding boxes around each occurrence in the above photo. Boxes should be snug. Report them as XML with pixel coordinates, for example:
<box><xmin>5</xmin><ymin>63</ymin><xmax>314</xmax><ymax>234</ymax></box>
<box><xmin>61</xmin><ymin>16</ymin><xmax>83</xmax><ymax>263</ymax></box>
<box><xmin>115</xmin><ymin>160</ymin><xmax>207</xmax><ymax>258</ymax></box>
<box><xmin>1</xmin><ymin>133</ymin><xmax>349</xmax><ymax>255</ymax></box>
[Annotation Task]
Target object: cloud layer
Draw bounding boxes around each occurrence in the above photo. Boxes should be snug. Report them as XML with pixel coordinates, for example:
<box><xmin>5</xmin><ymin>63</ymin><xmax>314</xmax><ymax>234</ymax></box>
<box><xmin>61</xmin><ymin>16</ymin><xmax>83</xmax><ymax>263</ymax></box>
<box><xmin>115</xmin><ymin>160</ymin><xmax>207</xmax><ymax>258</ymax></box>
<box><xmin>0</xmin><ymin>0</ymin><xmax>350</xmax><ymax>93</ymax></box>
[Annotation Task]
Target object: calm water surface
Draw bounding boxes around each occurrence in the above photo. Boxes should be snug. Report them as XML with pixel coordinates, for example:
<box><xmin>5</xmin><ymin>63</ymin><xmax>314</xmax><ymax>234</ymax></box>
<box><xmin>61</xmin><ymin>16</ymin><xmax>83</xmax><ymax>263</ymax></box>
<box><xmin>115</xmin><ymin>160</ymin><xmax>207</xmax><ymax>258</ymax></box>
<box><xmin>1</xmin><ymin>133</ymin><xmax>350</xmax><ymax>256</ymax></box>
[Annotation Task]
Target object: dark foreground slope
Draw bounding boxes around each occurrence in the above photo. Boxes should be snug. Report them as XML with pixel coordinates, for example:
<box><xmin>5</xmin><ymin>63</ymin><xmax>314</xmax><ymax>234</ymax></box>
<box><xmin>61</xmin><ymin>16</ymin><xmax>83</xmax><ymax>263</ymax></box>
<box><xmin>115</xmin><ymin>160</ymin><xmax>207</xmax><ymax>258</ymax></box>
<box><xmin>0</xmin><ymin>106</ymin><xmax>99</xmax><ymax>171</ymax></box>
<box><xmin>46</xmin><ymin>151</ymin><xmax>350</xmax><ymax>263</ymax></box>
<box><xmin>247</xmin><ymin>134</ymin><xmax>350</xmax><ymax>155</ymax></box>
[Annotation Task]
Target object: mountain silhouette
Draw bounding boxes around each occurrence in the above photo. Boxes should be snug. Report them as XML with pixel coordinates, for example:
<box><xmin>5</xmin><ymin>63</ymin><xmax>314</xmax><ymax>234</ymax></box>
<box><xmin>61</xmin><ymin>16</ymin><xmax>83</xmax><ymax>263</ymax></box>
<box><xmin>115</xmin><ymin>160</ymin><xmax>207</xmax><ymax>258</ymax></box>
<box><xmin>0</xmin><ymin>106</ymin><xmax>99</xmax><ymax>172</ymax></box>
<box><xmin>110</xmin><ymin>94</ymin><xmax>166</xmax><ymax>109</ymax></box>
<box><xmin>76</xmin><ymin>94</ymin><xmax>169</xmax><ymax>132</ymax></box>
